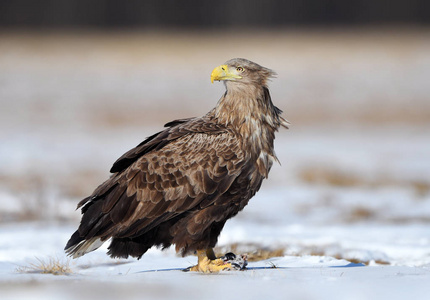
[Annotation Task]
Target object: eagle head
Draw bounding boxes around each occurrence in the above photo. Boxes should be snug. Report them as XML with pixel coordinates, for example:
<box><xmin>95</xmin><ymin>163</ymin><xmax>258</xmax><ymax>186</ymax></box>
<box><xmin>211</xmin><ymin>58</ymin><xmax>276</xmax><ymax>87</ymax></box>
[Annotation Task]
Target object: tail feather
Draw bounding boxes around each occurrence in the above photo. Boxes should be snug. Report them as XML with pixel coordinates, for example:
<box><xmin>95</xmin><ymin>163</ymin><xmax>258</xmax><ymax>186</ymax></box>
<box><xmin>64</xmin><ymin>230</ymin><xmax>104</xmax><ymax>258</ymax></box>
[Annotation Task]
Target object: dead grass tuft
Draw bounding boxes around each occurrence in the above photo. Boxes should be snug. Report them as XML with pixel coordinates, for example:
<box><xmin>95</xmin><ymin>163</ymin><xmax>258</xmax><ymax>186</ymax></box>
<box><xmin>16</xmin><ymin>257</ymin><xmax>72</xmax><ymax>275</ymax></box>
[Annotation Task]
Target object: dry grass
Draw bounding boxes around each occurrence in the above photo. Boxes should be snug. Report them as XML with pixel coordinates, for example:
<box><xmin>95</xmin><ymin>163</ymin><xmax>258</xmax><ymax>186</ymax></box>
<box><xmin>57</xmin><ymin>170</ymin><xmax>106</xmax><ymax>199</ymax></box>
<box><xmin>318</xmin><ymin>252</ymin><xmax>390</xmax><ymax>266</ymax></box>
<box><xmin>298</xmin><ymin>167</ymin><xmax>430</xmax><ymax>197</ymax></box>
<box><xmin>16</xmin><ymin>257</ymin><xmax>72</xmax><ymax>275</ymax></box>
<box><xmin>291</xmin><ymin>246</ymin><xmax>390</xmax><ymax>266</ymax></box>
<box><xmin>215</xmin><ymin>243</ymin><xmax>284</xmax><ymax>262</ymax></box>
<box><xmin>216</xmin><ymin>242</ymin><xmax>391</xmax><ymax>266</ymax></box>
<box><xmin>0</xmin><ymin>170</ymin><xmax>104</xmax><ymax>201</ymax></box>
<box><xmin>299</xmin><ymin>168</ymin><xmax>363</xmax><ymax>187</ymax></box>
<box><xmin>344</xmin><ymin>207</ymin><xmax>375</xmax><ymax>222</ymax></box>
<box><xmin>0</xmin><ymin>170</ymin><xmax>105</xmax><ymax>223</ymax></box>
<box><xmin>0</xmin><ymin>174</ymin><xmax>49</xmax><ymax>223</ymax></box>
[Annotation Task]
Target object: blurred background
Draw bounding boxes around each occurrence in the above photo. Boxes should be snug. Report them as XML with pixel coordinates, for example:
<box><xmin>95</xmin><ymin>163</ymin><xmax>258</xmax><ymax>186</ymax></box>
<box><xmin>0</xmin><ymin>0</ymin><xmax>429</xmax><ymax>257</ymax></box>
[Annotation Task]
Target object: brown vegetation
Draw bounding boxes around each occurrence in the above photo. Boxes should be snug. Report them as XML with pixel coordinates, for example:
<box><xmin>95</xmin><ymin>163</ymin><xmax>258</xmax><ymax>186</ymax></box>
<box><xmin>298</xmin><ymin>167</ymin><xmax>430</xmax><ymax>197</ymax></box>
<box><xmin>16</xmin><ymin>257</ymin><xmax>72</xmax><ymax>275</ymax></box>
<box><xmin>216</xmin><ymin>242</ymin><xmax>391</xmax><ymax>265</ymax></box>
<box><xmin>215</xmin><ymin>243</ymin><xmax>285</xmax><ymax>262</ymax></box>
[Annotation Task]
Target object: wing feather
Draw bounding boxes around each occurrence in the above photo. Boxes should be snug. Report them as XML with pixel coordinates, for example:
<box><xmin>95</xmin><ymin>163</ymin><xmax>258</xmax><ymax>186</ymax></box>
<box><xmin>101</xmin><ymin>184</ymin><xmax>124</xmax><ymax>213</ymax></box>
<box><xmin>110</xmin><ymin>117</ymin><xmax>226</xmax><ymax>173</ymax></box>
<box><xmin>74</xmin><ymin>117</ymin><xmax>245</xmax><ymax>245</ymax></box>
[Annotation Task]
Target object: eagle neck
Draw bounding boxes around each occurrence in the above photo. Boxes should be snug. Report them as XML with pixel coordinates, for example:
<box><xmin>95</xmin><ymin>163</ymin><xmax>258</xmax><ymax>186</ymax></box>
<box><xmin>213</xmin><ymin>84</ymin><xmax>280</xmax><ymax>172</ymax></box>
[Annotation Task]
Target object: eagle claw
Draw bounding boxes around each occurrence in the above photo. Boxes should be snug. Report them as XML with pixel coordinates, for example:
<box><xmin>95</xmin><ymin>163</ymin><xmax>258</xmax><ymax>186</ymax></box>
<box><xmin>183</xmin><ymin>250</ymin><xmax>248</xmax><ymax>273</ymax></box>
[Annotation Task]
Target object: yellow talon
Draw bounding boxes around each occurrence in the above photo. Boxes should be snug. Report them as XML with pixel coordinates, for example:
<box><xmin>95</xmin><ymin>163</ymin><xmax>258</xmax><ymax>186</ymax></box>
<box><xmin>187</xmin><ymin>249</ymin><xmax>233</xmax><ymax>273</ymax></box>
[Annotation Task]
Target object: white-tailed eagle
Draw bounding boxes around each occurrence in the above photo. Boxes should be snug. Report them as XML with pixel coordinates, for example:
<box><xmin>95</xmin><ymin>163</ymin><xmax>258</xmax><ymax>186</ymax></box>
<box><xmin>65</xmin><ymin>58</ymin><xmax>289</xmax><ymax>272</ymax></box>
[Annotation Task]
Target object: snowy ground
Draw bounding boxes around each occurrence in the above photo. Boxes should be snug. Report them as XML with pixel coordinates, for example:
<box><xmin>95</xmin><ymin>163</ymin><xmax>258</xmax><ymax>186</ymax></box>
<box><xmin>1</xmin><ymin>221</ymin><xmax>430</xmax><ymax>300</ymax></box>
<box><xmin>1</xmin><ymin>30</ymin><xmax>430</xmax><ymax>299</ymax></box>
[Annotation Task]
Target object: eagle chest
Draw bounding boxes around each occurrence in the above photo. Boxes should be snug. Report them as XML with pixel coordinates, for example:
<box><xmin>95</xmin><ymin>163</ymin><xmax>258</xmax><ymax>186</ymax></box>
<box><xmin>227</xmin><ymin>150</ymin><xmax>273</xmax><ymax>210</ymax></box>
<box><xmin>238</xmin><ymin>120</ymin><xmax>276</xmax><ymax>180</ymax></box>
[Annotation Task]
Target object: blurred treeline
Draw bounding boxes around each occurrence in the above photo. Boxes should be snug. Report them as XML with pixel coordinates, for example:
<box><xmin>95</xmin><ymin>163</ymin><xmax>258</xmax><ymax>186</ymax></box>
<box><xmin>0</xmin><ymin>0</ymin><xmax>429</xmax><ymax>29</ymax></box>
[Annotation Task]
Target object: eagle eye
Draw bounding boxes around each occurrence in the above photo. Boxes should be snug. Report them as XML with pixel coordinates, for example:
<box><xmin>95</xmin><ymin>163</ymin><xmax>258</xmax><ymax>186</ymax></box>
<box><xmin>236</xmin><ymin>67</ymin><xmax>244</xmax><ymax>72</ymax></box>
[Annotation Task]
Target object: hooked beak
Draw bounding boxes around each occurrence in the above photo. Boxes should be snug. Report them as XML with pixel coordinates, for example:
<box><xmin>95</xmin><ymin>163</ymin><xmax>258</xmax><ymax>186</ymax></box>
<box><xmin>211</xmin><ymin>64</ymin><xmax>242</xmax><ymax>83</ymax></box>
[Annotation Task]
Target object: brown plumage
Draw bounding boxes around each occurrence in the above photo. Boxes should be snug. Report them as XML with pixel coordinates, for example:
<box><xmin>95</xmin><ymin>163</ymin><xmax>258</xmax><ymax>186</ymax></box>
<box><xmin>65</xmin><ymin>58</ymin><xmax>289</xmax><ymax>263</ymax></box>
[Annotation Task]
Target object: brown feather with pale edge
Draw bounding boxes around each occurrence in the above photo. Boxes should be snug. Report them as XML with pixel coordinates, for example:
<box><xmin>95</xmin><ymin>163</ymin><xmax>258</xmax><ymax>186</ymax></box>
<box><xmin>65</xmin><ymin>58</ymin><xmax>288</xmax><ymax>259</ymax></box>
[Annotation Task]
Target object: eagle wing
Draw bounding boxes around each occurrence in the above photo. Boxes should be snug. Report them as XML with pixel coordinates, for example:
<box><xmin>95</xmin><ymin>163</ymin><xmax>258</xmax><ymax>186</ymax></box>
<box><xmin>66</xmin><ymin>117</ymin><xmax>247</xmax><ymax>257</ymax></box>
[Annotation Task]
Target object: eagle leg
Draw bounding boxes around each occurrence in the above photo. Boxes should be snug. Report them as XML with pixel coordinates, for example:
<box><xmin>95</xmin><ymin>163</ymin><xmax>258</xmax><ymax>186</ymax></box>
<box><xmin>184</xmin><ymin>249</ymin><xmax>247</xmax><ymax>273</ymax></box>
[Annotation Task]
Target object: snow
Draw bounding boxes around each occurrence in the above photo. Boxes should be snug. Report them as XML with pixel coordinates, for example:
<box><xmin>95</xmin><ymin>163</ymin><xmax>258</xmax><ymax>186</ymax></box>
<box><xmin>1</xmin><ymin>243</ymin><xmax>430</xmax><ymax>300</ymax></box>
<box><xmin>1</xmin><ymin>30</ymin><xmax>430</xmax><ymax>300</ymax></box>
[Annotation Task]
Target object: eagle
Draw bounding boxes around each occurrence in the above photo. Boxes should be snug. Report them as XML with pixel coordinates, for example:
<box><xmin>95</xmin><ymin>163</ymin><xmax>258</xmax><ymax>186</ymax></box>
<box><xmin>65</xmin><ymin>58</ymin><xmax>289</xmax><ymax>272</ymax></box>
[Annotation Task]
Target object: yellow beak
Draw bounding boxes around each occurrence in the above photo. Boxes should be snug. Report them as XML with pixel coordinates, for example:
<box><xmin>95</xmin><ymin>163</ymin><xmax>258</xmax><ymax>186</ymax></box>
<box><xmin>211</xmin><ymin>64</ymin><xmax>242</xmax><ymax>83</ymax></box>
